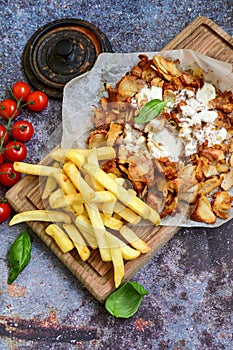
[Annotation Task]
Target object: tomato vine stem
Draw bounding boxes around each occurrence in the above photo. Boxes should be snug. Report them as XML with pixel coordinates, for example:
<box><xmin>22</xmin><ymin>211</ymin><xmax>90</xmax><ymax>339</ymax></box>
<box><xmin>0</xmin><ymin>97</ymin><xmax>22</xmax><ymax>153</ymax></box>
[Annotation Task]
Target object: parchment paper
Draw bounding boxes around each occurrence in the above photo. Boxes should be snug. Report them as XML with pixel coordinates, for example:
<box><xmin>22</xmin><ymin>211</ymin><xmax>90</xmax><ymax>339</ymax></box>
<box><xmin>61</xmin><ymin>49</ymin><xmax>233</xmax><ymax>227</ymax></box>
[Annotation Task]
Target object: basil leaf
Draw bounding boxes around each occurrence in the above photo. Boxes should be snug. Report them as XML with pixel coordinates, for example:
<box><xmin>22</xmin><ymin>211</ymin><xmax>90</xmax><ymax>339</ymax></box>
<box><xmin>7</xmin><ymin>229</ymin><xmax>31</xmax><ymax>284</ymax></box>
<box><xmin>135</xmin><ymin>98</ymin><xmax>172</xmax><ymax>124</ymax></box>
<box><xmin>105</xmin><ymin>281</ymin><xmax>148</xmax><ymax>318</ymax></box>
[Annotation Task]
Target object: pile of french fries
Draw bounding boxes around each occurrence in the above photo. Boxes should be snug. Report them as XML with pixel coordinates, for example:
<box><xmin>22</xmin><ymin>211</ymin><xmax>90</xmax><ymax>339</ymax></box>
<box><xmin>9</xmin><ymin>146</ymin><xmax>160</xmax><ymax>288</ymax></box>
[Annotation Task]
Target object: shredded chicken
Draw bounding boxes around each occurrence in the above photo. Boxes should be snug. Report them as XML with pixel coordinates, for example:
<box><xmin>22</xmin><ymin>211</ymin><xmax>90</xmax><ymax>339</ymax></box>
<box><xmin>87</xmin><ymin>54</ymin><xmax>233</xmax><ymax>224</ymax></box>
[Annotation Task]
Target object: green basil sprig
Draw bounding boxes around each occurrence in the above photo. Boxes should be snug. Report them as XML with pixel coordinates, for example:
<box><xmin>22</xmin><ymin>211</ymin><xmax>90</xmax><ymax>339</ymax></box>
<box><xmin>105</xmin><ymin>281</ymin><xmax>148</xmax><ymax>318</ymax></box>
<box><xmin>8</xmin><ymin>229</ymin><xmax>31</xmax><ymax>284</ymax></box>
<box><xmin>135</xmin><ymin>98</ymin><xmax>172</xmax><ymax>124</ymax></box>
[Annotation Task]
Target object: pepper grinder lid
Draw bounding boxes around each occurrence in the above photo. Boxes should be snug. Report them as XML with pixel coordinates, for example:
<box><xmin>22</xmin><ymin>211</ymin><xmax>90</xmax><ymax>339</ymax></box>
<box><xmin>22</xmin><ymin>18</ymin><xmax>112</xmax><ymax>99</ymax></box>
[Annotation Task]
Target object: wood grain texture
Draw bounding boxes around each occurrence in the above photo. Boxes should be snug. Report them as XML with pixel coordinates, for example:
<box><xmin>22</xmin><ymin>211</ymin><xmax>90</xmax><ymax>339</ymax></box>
<box><xmin>5</xmin><ymin>16</ymin><xmax>233</xmax><ymax>303</ymax></box>
<box><xmin>163</xmin><ymin>16</ymin><xmax>233</xmax><ymax>65</ymax></box>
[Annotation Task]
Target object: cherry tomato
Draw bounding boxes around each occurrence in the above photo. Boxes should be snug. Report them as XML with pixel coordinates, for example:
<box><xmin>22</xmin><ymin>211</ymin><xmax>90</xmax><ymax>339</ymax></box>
<box><xmin>26</xmin><ymin>91</ymin><xmax>48</xmax><ymax>112</ymax></box>
<box><xmin>12</xmin><ymin>81</ymin><xmax>31</xmax><ymax>102</ymax></box>
<box><xmin>0</xmin><ymin>153</ymin><xmax>3</xmax><ymax>166</ymax></box>
<box><xmin>0</xmin><ymin>197</ymin><xmax>11</xmax><ymax>223</ymax></box>
<box><xmin>0</xmin><ymin>124</ymin><xmax>9</xmax><ymax>145</ymax></box>
<box><xmin>4</xmin><ymin>141</ymin><xmax>27</xmax><ymax>162</ymax></box>
<box><xmin>11</xmin><ymin>120</ymin><xmax>34</xmax><ymax>142</ymax></box>
<box><xmin>0</xmin><ymin>99</ymin><xmax>19</xmax><ymax>120</ymax></box>
<box><xmin>0</xmin><ymin>162</ymin><xmax>21</xmax><ymax>187</ymax></box>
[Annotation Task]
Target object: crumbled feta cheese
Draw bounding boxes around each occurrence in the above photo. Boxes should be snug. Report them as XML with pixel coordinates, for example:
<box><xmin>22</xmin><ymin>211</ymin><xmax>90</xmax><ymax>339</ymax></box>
<box><xmin>196</xmin><ymin>110</ymin><xmax>218</xmax><ymax>123</ymax></box>
<box><xmin>203</xmin><ymin>125</ymin><xmax>227</xmax><ymax>146</ymax></box>
<box><xmin>131</xmin><ymin>80</ymin><xmax>226</xmax><ymax>158</ymax></box>
<box><xmin>184</xmin><ymin>138</ymin><xmax>198</xmax><ymax>156</ymax></box>
<box><xmin>188</xmin><ymin>97</ymin><xmax>205</xmax><ymax>112</ymax></box>
<box><xmin>180</xmin><ymin>104</ymin><xmax>196</xmax><ymax>117</ymax></box>
<box><xmin>191</xmin><ymin>113</ymin><xmax>202</xmax><ymax>125</ymax></box>
<box><xmin>184</xmin><ymin>89</ymin><xmax>195</xmax><ymax>98</ymax></box>
<box><xmin>179</xmin><ymin>123</ymin><xmax>192</xmax><ymax>138</ymax></box>
<box><xmin>216</xmin><ymin>127</ymin><xmax>228</xmax><ymax>143</ymax></box>
<box><xmin>174</xmin><ymin>83</ymin><xmax>220</xmax><ymax>155</ymax></box>
<box><xmin>136</xmin><ymin>85</ymin><xmax>163</xmax><ymax>106</ymax></box>
<box><xmin>196</xmin><ymin>82</ymin><xmax>216</xmax><ymax>105</ymax></box>
<box><xmin>194</xmin><ymin>128</ymin><xmax>206</xmax><ymax>144</ymax></box>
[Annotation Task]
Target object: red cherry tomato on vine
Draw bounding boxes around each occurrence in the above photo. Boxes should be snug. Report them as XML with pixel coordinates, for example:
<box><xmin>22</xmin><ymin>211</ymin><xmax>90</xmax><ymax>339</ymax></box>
<box><xmin>11</xmin><ymin>120</ymin><xmax>34</xmax><ymax>142</ymax></box>
<box><xmin>0</xmin><ymin>198</ymin><xmax>11</xmax><ymax>223</ymax></box>
<box><xmin>0</xmin><ymin>124</ymin><xmax>9</xmax><ymax>145</ymax></box>
<box><xmin>0</xmin><ymin>99</ymin><xmax>19</xmax><ymax>120</ymax></box>
<box><xmin>4</xmin><ymin>141</ymin><xmax>27</xmax><ymax>162</ymax></box>
<box><xmin>12</xmin><ymin>81</ymin><xmax>31</xmax><ymax>102</ymax></box>
<box><xmin>26</xmin><ymin>91</ymin><xmax>48</xmax><ymax>112</ymax></box>
<box><xmin>0</xmin><ymin>153</ymin><xmax>3</xmax><ymax>166</ymax></box>
<box><xmin>0</xmin><ymin>163</ymin><xmax>21</xmax><ymax>187</ymax></box>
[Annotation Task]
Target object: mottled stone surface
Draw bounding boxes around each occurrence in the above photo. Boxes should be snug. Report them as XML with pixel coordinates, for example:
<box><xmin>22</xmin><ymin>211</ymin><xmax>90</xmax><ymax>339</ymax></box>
<box><xmin>0</xmin><ymin>1</ymin><xmax>232</xmax><ymax>349</ymax></box>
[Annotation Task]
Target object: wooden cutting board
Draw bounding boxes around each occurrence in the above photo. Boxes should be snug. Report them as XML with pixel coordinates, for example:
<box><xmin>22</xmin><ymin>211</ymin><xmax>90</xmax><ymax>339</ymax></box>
<box><xmin>6</xmin><ymin>16</ymin><xmax>233</xmax><ymax>303</ymax></box>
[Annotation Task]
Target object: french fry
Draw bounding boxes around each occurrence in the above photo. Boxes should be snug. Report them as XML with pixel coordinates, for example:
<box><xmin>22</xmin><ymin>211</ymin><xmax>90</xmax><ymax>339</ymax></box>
<box><xmin>13</xmin><ymin>162</ymin><xmax>62</xmax><ymax>177</ymax></box>
<box><xmin>48</xmin><ymin>188</ymin><xmax>73</xmax><ymax>213</ymax></box>
<box><xmin>11</xmin><ymin>143</ymin><xmax>155</xmax><ymax>288</ymax></box>
<box><xmin>85</xmin><ymin>203</ymin><xmax>111</xmax><ymax>261</ymax></box>
<box><xmin>49</xmin><ymin>148</ymin><xmax>68</xmax><ymax>162</ymax></box>
<box><xmin>52</xmin><ymin>193</ymin><xmax>84</xmax><ymax>208</ymax></box>
<box><xmin>9</xmin><ymin>210</ymin><xmax>72</xmax><ymax>226</ymax></box>
<box><xmin>91</xmin><ymin>191</ymin><xmax>116</xmax><ymax>203</ymax></box>
<box><xmin>50</xmin><ymin>146</ymin><xmax>116</xmax><ymax>164</ymax></box>
<box><xmin>86</xmin><ymin>147</ymin><xmax>99</xmax><ymax>165</ymax></box>
<box><xmin>120</xmin><ymin>244</ymin><xmax>141</xmax><ymax>260</ymax></box>
<box><xmin>114</xmin><ymin>177</ymin><xmax>125</xmax><ymax>186</ymax></box>
<box><xmin>83</xmin><ymin>163</ymin><xmax>160</xmax><ymax>225</ymax></box>
<box><xmin>63</xmin><ymin>161</ymin><xmax>96</xmax><ymax>202</ymax></box>
<box><xmin>102</xmin><ymin>200</ymin><xmax>116</xmax><ymax>218</ymax></box>
<box><xmin>75</xmin><ymin>214</ymin><xmax>98</xmax><ymax>249</ymax></box>
<box><xmin>50</xmin><ymin>148</ymin><xmax>84</xmax><ymax>166</ymax></box>
<box><xmin>114</xmin><ymin>202</ymin><xmax>141</xmax><ymax>224</ymax></box>
<box><xmin>113</xmin><ymin>212</ymin><xmax>122</xmax><ymax>220</ymax></box>
<box><xmin>45</xmin><ymin>224</ymin><xmax>74</xmax><ymax>253</ymax></box>
<box><xmin>42</xmin><ymin>162</ymin><xmax>60</xmax><ymax>199</ymax></box>
<box><xmin>120</xmin><ymin>225</ymin><xmax>151</xmax><ymax>253</ymax></box>
<box><xmin>63</xmin><ymin>224</ymin><xmax>91</xmax><ymax>261</ymax></box>
<box><xmin>128</xmin><ymin>188</ymin><xmax>137</xmax><ymax>196</ymax></box>
<box><xmin>42</xmin><ymin>176</ymin><xmax>57</xmax><ymax>199</ymax></box>
<box><xmin>53</xmin><ymin>172</ymin><xmax>84</xmax><ymax>215</ymax></box>
<box><xmin>94</xmin><ymin>146</ymin><xmax>116</xmax><ymax>160</ymax></box>
<box><xmin>61</xmin><ymin>147</ymin><xmax>116</xmax><ymax>169</ymax></box>
<box><xmin>54</xmin><ymin>172</ymin><xmax>75</xmax><ymax>192</ymax></box>
<box><xmin>106</xmin><ymin>231</ymin><xmax>124</xmax><ymax>288</ymax></box>
<box><xmin>67</xmin><ymin>205</ymin><xmax>84</xmax><ymax>217</ymax></box>
<box><xmin>100</xmin><ymin>213</ymin><xmax>123</xmax><ymax>230</ymax></box>
<box><xmin>105</xmin><ymin>230</ymin><xmax>141</xmax><ymax>260</ymax></box>
<box><xmin>108</xmin><ymin>173</ymin><xmax>117</xmax><ymax>180</ymax></box>
<box><xmin>102</xmin><ymin>174</ymin><xmax>120</xmax><ymax>217</ymax></box>
<box><xmin>86</xmin><ymin>148</ymin><xmax>105</xmax><ymax>191</ymax></box>
<box><xmin>48</xmin><ymin>188</ymin><xmax>65</xmax><ymax>209</ymax></box>
<box><xmin>65</xmin><ymin>150</ymin><xmax>86</xmax><ymax>168</ymax></box>
<box><xmin>53</xmin><ymin>191</ymin><xmax>116</xmax><ymax>209</ymax></box>
<box><xmin>84</xmin><ymin>173</ymin><xmax>104</xmax><ymax>192</ymax></box>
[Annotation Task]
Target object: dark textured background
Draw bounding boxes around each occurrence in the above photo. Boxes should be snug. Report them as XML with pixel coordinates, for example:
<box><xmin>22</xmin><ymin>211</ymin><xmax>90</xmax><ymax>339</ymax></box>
<box><xmin>0</xmin><ymin>1</ymin><xmax>232</xmax><ymax>349</ymax></box>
